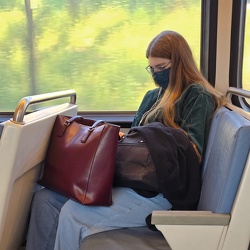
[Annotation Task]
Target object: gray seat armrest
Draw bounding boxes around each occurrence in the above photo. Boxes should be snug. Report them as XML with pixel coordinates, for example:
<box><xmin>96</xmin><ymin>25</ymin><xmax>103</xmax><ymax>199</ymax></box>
<box><xmin>80</xmin><ymin>227</ymin><xmax>171</xmax><ymax>250</ymax></box>
<box><xmin>152</xmin><ymin>211</ymin><xmax>230</xmax><ymax>226</ymax></box>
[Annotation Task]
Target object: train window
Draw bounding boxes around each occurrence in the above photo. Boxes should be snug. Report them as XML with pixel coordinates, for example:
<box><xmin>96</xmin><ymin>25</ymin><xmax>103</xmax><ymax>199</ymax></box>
<box><xmin>243</xmin><ymin>0</ymin><xmax>250</xmax><ymax>91</ymax></box>
<box><xmin>0</xmin><ymin>0</ymin><xmax>201</xmax><ymax>112</ymax></box>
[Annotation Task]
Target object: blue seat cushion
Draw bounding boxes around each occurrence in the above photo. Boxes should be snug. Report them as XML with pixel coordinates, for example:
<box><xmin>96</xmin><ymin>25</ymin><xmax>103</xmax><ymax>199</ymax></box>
<box><xmin>198</xmin><ymin>107</ymin><xmax>250</xmax><ymax>213</ymax></box>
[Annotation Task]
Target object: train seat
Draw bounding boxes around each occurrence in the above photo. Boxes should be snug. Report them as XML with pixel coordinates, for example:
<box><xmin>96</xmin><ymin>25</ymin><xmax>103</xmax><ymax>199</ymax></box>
<box><xmin>2</xmin><ymin>88</ymin><xmax>249</xmax><ymax>250</ymax></box>
<box><xmin>81</xmin><ymin>99</ymin><xmax>250</xmax><ymax>249</ymax></box>
<box><xmin>152</xmin><ymin>104</ymin><xmax>250</xmax><ymax>250</ymax></box>
<box><xmin>0</xmin><ymin>90</ymin><xmax>78</xmax><ymax>250</ymax></box>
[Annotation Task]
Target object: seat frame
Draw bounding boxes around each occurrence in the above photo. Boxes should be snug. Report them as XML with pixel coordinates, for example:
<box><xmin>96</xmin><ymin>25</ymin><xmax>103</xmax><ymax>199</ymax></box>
<box><xmin>0</xmin><ymin>90</ymin><xmax>78</xmax><ymax>250</ymax></box>
<box><xmin>152</xmin><ymin>89</ymin><xmax>250</xmax><ymax>250</ymax></box>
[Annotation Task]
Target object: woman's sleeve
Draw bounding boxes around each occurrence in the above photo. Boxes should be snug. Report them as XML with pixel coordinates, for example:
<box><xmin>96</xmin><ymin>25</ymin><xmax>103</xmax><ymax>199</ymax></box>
<box><xmin>131</xmin><ymin>89</ymin><xmax>160</xmax><ymax>127</ymax></box>
<box><xmin>178</xmin><ymin>92</ymin><xmax>216</xmax><ymax>156</ymax></box>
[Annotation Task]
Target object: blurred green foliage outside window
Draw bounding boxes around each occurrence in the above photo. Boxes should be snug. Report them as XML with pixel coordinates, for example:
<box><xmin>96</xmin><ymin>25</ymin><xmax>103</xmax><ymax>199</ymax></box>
<box><xmin>0</xmin><ymin>0</ymin><xmax>201</xmax><ymax>111</ymax></box>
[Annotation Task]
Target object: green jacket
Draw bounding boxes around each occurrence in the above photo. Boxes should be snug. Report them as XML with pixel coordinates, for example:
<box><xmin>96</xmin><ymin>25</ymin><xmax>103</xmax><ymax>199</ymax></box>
<box><xmin>132</xmin><ymin>84</ymin><xmax>216</xmax><ymax>156</ymax></box>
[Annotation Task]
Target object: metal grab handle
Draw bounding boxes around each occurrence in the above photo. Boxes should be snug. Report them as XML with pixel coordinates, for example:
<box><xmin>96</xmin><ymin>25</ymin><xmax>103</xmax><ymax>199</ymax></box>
<box><xmin>226</xmin><ymin>87</ymin><xmax>250</xmax><ymax>100</ymax></box>
<box><xmin>12</xmin><ymin>90</ymin><xmax>76</xmax><ymax>124</ymax></box>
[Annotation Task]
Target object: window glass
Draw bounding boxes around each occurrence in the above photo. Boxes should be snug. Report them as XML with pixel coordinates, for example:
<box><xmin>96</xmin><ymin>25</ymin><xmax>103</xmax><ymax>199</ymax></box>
<box><xmin>0</xmin><ymin>0</ymin><xmax>201</xmax><ymax>111</ymax></box>
<box><xmin>243</xmin><ymin>0</ymin><xmax>250</xmax><ymax>91</ymax></box>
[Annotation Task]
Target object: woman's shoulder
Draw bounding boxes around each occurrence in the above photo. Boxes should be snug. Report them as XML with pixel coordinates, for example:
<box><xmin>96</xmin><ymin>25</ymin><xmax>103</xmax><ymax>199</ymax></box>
<box><xmin>144</xmin><ymin>88</ymin><xmax>161</xmax><ymax>99</ymax></box>
<box><xmin>181</xmin><ymin>83</ymin><xmax>214</xmax><ymax>100</ymax></box>
<box><xmin>184</xmin><ymin>83</ymin><xmax>208</xmax><ymax>92</ymax></box>
<box><xmin>176</xmin><ymin>83</ymin><xmax>216</xmax><ymax>110</ymax></box>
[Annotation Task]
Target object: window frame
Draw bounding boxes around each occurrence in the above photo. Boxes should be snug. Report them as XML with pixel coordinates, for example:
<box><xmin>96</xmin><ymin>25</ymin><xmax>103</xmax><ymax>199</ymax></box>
<box><xmin>200</xmin><ymin>0</ymin><xmax>218</xmax><ymax>86</ymax></box>
<box><xmin>229</xmin><ymin>0</ymin><xmax>249</xmax><ymax>108</ymax></box>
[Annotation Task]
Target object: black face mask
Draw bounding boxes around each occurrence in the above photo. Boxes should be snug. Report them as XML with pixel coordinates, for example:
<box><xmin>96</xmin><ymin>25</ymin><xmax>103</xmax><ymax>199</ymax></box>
<box><xmin>152</xmin><ymin>67</ymin><xmax>170</xmax><ymax>90</ymax></box>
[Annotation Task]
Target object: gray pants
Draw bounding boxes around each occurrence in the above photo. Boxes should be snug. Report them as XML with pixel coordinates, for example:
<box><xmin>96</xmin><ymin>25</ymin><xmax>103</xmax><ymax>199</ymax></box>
<box><xmin>26</xmin><ymin>187</ymin><xmax>172</xmax><ymax>250</ymax></box>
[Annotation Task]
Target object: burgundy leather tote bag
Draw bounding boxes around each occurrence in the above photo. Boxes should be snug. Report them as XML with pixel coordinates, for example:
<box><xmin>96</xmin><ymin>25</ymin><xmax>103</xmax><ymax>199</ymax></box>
<box><xmin>38</xmin><ymin>115</ymin><xmax>120</xmax><ymax>206</ymax></box>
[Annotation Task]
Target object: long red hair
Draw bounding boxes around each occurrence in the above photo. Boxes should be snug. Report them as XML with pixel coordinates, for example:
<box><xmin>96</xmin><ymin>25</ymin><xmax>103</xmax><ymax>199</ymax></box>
<box><xmin>146</xmin><ymin>30</ymin><xmax>225</xmax><ymax>127</ymax></box>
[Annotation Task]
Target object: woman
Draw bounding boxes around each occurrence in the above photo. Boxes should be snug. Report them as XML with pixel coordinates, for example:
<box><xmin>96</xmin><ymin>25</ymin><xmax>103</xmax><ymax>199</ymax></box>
<box><xmin>26</xmin><ymin>30</ymin><xmax>225</xmax><ymax>250</ymax></box>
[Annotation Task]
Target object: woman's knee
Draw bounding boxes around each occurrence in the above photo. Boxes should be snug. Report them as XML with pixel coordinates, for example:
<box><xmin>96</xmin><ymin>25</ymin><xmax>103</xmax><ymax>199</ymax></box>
<box><xmin>31</xmin><ymin>188</ymin><xmax>69</xmax><ymax>211</ymax></box>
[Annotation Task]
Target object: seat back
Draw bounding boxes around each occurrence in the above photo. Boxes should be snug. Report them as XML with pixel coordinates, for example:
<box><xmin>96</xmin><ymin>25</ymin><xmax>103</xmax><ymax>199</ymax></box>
<box><xmin>0</xmin><ymin>124</ymin><xmax>4</xmax><ymax>138</ymax></box>
<box><xmin>0</xmin><ymin>91</ymin><xmax>78</xmax><ymax>250</ymax></box>
<box><xmin>198</xmin><ymin>106</ymin><xmax>250</xmax><ymax>213</ymax></box>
